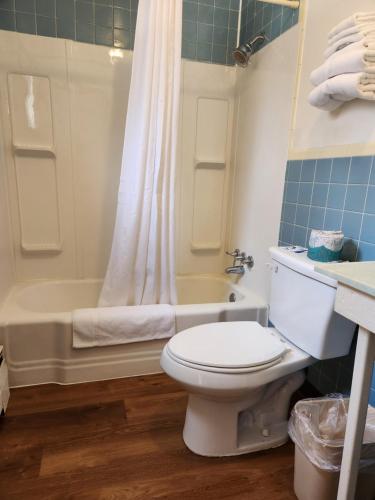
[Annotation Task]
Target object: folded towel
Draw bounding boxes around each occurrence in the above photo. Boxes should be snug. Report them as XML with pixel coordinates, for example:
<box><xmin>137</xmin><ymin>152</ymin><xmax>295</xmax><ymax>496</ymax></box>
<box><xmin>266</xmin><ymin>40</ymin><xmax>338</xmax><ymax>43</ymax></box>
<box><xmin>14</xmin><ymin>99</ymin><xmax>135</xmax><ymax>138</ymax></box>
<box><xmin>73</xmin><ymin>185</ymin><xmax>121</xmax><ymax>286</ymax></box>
<box><xmin>73</xmin><ymin>304</ymin><xmax>176</xmax><ymax>348</ymax></box>
<box><xmin>325</xmin><ymin>31</ymin><xmax>375</xmax><ymax>59</ymax></box>
<box><xmin>309</xmin><ymin>73</ymin><xmax>375</xmax><ymax>111</ymax></box>
<box><xmin>311</xmin><ymin>46</ymin><xmax>375</xmax><ymax>86</ymax></box>
<box><xmin>339</xmin><ymin>38</ymin><xmax>375</xmax><ymax>54</ymax></box>
<box><xmin>328</xmin><ymin>24</ymin><xmax>375</xmax><ymax>48</ymax></box>
<box><xmin>329</xmin><ymin>12</ymin><xmax>375</xmax><ymax>39</ymax></box>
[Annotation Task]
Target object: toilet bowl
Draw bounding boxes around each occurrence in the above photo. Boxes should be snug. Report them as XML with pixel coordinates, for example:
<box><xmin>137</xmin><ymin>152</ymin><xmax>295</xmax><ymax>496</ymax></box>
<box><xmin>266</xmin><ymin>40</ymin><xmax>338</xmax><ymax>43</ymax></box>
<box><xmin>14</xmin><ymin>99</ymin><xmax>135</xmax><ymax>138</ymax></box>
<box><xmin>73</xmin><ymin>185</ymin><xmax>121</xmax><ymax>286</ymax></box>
<box><xmin>161</xmin><ymin>247</ymin><xmax>357</xmax><ymax>457</ymax></box>
<box><xmin>161</xmin><ymin>321</ymin><xmax>312</xmax><ymax>456</ymax></box>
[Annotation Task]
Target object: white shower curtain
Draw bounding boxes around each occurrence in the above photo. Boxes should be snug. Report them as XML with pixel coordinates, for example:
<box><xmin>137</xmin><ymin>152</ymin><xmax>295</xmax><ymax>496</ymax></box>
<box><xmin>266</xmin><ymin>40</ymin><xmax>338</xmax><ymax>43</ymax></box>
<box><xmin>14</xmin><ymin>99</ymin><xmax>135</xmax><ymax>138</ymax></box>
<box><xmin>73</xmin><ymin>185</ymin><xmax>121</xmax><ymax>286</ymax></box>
<box><xmin>98</xmin><ymin>0</ymin><xmax>182</xmax><ymax>307</ymax></box>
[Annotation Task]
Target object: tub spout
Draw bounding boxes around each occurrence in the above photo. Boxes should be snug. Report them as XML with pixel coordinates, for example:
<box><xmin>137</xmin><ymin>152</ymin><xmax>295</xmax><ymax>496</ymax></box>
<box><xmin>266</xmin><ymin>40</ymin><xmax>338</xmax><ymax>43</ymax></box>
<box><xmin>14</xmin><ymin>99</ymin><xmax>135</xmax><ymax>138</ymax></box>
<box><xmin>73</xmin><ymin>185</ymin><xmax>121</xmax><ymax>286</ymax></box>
<box><xmin>225</xmin><ymin>265</ymin><xmax>245</xmax><ymax>275</ymax></box>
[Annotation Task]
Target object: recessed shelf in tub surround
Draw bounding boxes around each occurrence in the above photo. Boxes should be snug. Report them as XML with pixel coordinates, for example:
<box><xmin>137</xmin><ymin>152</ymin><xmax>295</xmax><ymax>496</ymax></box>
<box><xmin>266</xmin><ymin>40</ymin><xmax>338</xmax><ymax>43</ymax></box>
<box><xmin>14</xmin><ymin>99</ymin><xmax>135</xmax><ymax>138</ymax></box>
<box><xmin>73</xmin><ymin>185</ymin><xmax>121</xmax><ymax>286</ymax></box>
<box><xmin>13</xmin><ymin>145</ymin><xmax>56</xmax><ymax>157</ymax></box>
<box><xmin>195</xmin><ymin>160</ymin><xmax>226</xmax><ymax>169</ymax></box>
<box><xmin>192</xmin><ymin>158</ymin><xmax>226</xmax><ymax>251</ymax></box>
<box><xmin>191</xmin><ymin>97</ymin><xmax>231</xmax><ymax>253</ymax></box>
<box><xmin>7</xmin><ymin>73</ymin><xmax>63</xmax><ymax>256</ymax></box>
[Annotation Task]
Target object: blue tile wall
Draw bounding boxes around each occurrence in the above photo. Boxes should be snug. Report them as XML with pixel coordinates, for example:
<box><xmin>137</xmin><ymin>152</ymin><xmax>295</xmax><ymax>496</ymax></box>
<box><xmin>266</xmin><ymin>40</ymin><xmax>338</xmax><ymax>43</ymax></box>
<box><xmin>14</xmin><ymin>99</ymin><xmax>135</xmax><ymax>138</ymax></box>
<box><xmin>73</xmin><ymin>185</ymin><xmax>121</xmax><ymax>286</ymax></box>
<box><xmin>279</xmin><ymin>155</ymin><xmax>375</xmax><ymax>404</ymax></box>
<box><xmin>280</xmin><ymin>156</ymin><xmax>375</xmax><ymax>261</ymax></box>
<box><xmin>240</xmin><ymin>0</ymin><xmax>298</xmax><ymax>50</ymax></box>
<box><xmin>0</xmin><ymin>0</ymin><xmax>139</xmax><ymax>48</ymax></box>
<box><xmin>182</xmin><ymin>0</ymin><xmax>240</xmax><ymax>65</ymax></box>
<box><xmin>0</xmin><ymin>0</ymin><xmax>241</xmax><ymax>65</ymax></box>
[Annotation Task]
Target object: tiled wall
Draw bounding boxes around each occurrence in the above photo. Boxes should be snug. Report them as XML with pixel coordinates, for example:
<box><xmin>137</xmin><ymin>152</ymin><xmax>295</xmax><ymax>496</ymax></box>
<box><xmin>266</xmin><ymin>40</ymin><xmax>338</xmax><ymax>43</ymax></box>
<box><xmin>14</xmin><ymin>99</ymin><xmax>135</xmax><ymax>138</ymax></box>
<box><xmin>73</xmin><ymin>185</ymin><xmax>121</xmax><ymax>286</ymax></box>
<box><xmin>240</xmin><ymin>0</ymin><xmax>298</xmax><ymax>49</ymax></box>
<box><xmin>182</xmin><ymin>0</ymin><xmax>239</xmax><ymax>65</ymax></box>
<box><xmin>279</xmin><ymin>155</ymin><xmax>375</xmax><ymax>405</ymax></box>
<box><xmin>0</xmin><ymin>0</ymin><xmax>241</xmax><ymax>65</ymax></box>
<box><xmin>280</xmin><ymin>156</ymin><xmax>375</xmax><ymax>261</ymax></box>
<box><xmin>0</xmin><ymin>0</ymin><xmax>138</xmax><ymax>49</ymax></box>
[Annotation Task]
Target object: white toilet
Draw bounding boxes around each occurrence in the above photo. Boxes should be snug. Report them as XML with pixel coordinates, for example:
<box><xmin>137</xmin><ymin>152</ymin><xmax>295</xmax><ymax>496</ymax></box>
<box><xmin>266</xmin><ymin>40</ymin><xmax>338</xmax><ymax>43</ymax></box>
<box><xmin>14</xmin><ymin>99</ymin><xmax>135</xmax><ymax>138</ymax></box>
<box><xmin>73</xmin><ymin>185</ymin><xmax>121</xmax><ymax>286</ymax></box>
<box><xmin>161</xmin><ymin>247</ymin><xmax>357</xmax><ymax>457</ymax></box>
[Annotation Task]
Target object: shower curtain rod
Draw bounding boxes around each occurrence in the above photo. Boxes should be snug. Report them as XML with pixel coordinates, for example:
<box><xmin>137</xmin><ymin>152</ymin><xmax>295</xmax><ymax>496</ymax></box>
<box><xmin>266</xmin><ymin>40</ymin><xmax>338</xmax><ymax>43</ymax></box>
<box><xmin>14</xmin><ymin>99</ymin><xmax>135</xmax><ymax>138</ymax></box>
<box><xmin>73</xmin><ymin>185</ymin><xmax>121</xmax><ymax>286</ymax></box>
<box><xmin>256</xmin><ymin>0</ymin><xmax>299</xmax><ymax>9</ymax></box>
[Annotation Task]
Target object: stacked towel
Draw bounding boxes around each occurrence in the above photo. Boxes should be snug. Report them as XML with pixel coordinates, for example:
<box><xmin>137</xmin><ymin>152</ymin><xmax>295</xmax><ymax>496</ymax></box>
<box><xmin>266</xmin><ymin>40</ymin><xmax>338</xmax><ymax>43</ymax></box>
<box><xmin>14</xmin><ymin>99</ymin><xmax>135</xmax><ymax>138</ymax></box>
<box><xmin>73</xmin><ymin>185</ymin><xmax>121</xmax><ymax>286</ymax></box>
<box><xmin>309</xmin><ymin>73</ymin><xmax>375</xmax><ymax>111</ymax></box>
<box><xmin>328</xmin><ymin>12</ymin><xmax>375</xmax><ymax>39</ymax></box>
<box><xmin>325</xmin><ymin>28</ymin><xmax>375</xmax><ymax>59</ymax></box>
<box><xmin>309</xmin><ymin>12</ymin><xmax>375</xmax><ymax>111</ymax></box>
<box><xmin>311</xmin><ymin>41</ymin><xmax>375</xmax><ymax>86</ymax></box>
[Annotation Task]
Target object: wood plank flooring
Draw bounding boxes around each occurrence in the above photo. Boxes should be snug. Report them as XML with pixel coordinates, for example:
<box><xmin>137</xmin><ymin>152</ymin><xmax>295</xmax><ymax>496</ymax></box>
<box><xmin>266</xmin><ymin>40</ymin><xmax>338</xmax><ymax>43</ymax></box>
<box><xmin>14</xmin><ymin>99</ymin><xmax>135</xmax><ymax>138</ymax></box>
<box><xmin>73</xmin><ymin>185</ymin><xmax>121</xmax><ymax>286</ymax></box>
<box><xmin>0</xmin><ymin>374</ymin><xmax>297</xmax><ymax>499</ymax></box>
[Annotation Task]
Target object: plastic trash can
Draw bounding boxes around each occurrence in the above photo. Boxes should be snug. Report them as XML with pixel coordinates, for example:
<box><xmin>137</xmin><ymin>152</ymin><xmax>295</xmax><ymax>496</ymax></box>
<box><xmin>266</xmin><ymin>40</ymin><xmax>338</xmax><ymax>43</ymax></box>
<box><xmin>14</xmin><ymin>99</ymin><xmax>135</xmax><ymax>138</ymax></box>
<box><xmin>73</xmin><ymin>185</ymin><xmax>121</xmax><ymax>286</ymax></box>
<box><xmin>288</xmin><ymin>395</ymin><xmax>375</xmax><ymax>500</ymax></box>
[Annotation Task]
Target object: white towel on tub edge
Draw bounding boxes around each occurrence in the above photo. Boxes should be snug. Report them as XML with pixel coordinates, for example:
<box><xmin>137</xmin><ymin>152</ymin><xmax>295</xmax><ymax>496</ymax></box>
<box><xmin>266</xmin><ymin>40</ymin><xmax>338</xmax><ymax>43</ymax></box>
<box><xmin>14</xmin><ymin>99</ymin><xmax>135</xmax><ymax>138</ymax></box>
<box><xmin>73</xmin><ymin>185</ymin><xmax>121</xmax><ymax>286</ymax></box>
<box><xmin>73</xmin><ymin>304</ymin><xmax>176</xmax><ymax>348</ymax></box>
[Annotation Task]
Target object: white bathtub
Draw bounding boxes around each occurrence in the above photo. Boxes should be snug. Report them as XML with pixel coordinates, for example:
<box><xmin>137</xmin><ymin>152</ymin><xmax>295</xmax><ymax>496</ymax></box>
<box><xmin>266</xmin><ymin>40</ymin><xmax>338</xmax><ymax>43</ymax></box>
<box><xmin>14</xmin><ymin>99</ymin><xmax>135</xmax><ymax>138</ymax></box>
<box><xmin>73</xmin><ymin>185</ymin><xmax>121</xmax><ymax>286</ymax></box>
<box><xmin>0</xmin><ymin>275</ymin><xmax>267</xmax><ymax>386</ymax></box>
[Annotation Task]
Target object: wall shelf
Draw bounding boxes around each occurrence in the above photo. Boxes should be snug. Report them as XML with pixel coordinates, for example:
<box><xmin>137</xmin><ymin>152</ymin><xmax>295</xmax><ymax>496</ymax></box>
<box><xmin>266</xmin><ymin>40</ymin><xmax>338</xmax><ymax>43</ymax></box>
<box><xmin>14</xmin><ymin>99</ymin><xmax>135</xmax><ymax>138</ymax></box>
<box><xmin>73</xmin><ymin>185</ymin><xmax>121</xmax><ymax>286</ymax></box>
<box><xmin>21</xmin><ymin>242</ymin><xmax>62</xmax><ymax>254</ymax></box>
<box><xmin>195</xmin><ymin>160</ymin><xmax>226</xmax><ymax>170</ymax></box>
<box><xmin>191</xmin><ymin>242</ymin><xmax>221</xmax><ymax>252</ymax></box>
<box><xmin>13</xmin><ymin>145</ymin><xmax>55</xmax><ymax>158</ymax></box>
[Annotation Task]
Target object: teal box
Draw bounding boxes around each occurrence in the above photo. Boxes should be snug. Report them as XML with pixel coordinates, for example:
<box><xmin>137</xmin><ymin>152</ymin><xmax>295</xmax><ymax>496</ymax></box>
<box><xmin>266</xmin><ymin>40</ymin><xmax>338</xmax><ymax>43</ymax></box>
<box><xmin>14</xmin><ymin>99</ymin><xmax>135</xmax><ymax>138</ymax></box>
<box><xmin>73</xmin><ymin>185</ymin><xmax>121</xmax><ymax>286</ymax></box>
<box><xmin>307</xmin><ymin>245</ymin><xmax>342</xmax><ymax>262</ymax></box>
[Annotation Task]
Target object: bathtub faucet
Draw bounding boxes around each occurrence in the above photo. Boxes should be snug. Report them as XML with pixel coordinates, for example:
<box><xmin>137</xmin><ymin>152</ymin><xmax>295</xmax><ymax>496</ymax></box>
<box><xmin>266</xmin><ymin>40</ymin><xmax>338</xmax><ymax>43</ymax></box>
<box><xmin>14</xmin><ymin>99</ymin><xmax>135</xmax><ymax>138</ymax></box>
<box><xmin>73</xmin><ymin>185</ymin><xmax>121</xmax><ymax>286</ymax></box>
<box><xmin>225</xmin><ymin>249</ymin><xmax>254</xmax><ymax>276</ymax></box>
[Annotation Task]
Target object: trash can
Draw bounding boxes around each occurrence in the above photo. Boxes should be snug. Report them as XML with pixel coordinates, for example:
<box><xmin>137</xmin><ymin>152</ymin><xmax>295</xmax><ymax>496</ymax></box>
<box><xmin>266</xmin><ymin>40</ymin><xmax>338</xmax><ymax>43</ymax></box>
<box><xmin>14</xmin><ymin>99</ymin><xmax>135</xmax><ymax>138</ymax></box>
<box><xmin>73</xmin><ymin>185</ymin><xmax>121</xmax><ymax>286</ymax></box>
<box><xmin>288</xmin><ymin>395</ymin><xmax>375</xmax><ymax>500</ymax></box>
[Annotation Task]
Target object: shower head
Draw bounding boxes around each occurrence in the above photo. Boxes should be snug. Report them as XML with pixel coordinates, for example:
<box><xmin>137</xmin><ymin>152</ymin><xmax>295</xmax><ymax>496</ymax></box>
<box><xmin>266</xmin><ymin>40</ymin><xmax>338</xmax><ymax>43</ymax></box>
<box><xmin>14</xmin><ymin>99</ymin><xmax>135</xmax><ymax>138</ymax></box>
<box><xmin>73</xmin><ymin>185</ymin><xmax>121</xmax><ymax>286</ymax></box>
<box><xmin>232</xmin><ymin>33</ymin><xmax>266</xmax><ymax>67</ymax></box>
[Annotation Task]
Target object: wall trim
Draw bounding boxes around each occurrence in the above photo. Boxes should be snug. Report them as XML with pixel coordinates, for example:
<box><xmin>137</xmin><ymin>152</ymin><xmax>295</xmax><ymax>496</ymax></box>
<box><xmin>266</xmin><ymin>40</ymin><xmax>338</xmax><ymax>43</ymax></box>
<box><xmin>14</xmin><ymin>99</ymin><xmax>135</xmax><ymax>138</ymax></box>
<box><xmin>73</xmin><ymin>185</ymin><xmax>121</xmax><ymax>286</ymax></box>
<box><xmin>288</xmin><ymin>144</ymin><xmax>375</xmax><ymax>160</ymax></box>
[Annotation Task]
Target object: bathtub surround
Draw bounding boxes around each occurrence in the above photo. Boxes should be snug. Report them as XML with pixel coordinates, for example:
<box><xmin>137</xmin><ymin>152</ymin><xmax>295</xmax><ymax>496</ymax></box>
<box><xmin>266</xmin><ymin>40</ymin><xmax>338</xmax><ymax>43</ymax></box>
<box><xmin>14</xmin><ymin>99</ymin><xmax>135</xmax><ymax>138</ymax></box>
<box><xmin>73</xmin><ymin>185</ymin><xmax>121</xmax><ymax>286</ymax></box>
<box><xmin>99</xmin><ymin>0</ymin><xmax>181</xmax><ymax>307</ymax></box>
<box><xmin>73</xmin><ymin>304</ymin><xmax>175</xmax><ymax>348</ymax></box>
<box><xmin>0</xmin><ymin>0</ymin><xmax>241</xmax><ymax>66</ymax></box>
<box><xmin>0</xmin><ymin>31</ymin><xmax>236</xmax><ymax>282</ymax></box>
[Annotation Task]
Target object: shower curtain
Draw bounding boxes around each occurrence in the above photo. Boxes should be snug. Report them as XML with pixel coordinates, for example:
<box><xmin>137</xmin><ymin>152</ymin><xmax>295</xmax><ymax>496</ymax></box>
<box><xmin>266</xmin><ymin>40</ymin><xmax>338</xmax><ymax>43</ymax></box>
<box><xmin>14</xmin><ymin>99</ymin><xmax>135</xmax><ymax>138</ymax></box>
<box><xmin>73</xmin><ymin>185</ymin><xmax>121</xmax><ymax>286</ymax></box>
<box><xmin>98</xmin><ymin>0</ymin><xmax>182</xmax><ymax>307</ymax></box>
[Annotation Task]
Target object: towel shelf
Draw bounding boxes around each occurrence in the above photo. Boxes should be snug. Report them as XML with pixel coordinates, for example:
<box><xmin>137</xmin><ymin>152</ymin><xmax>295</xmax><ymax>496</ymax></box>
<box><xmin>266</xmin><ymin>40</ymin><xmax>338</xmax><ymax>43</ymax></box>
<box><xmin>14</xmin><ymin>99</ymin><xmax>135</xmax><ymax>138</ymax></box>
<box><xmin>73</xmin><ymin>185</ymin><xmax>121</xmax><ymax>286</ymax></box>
<box><xmin>191</xmin><ymin>242</ymin><xmax>222</xmax><ymax>252</ymax></box>
<box><xmin>195</xmin><ymin>160</ymin><xmax>226</xmax><ymax>170</ymax></box>
<box><xmin>21</xmin><ymin>242</ymin><xmax>62</xmax><ymax>254</ymax></box>
<box><xmin>13</xmin><ymin>145</ymin><xmax>56</xmax><ymax>158</ymax></box>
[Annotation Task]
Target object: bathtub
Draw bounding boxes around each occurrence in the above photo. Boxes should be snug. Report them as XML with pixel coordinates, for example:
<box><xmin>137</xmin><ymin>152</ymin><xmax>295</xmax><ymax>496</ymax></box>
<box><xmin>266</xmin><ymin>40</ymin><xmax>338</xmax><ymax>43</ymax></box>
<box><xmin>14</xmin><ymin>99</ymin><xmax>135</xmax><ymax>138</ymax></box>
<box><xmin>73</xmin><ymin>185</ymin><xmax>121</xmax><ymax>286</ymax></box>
<box><xmin>0</xmin><ymin>275</ymin><xmax>267</xmax><ymax>387</ymax></box>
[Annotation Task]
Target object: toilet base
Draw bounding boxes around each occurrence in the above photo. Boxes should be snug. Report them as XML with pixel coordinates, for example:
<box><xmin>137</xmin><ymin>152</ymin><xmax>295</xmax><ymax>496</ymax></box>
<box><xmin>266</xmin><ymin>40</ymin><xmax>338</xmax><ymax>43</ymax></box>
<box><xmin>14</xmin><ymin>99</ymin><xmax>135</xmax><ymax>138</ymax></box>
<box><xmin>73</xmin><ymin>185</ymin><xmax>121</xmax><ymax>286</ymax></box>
<box><xmin>183</xmin><ymin>371</ymin><xmax>305</xmax><ymax>457</ymax></box>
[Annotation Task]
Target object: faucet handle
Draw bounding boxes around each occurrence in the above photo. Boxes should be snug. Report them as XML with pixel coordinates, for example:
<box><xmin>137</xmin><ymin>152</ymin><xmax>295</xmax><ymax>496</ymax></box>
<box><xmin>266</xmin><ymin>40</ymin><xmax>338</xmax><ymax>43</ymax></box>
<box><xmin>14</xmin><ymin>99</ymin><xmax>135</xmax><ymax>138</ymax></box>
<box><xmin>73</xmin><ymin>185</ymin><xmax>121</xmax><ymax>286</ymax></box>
<box><xmin>243</xmin><ymin>255</ymin><xmax>254</xmax><ymax>268</ymax></box>
<box><xmin>226</xmin><ymin>249</ymin><xmax>241</xmax><ymax>257</ymax></box>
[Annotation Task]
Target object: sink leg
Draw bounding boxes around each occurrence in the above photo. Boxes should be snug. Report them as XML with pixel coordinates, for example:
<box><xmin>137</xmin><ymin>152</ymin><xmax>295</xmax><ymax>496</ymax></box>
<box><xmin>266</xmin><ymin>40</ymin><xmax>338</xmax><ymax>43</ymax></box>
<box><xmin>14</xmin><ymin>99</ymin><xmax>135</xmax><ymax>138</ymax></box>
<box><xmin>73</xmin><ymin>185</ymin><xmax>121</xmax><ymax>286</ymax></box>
<box><xmin>337</xmin><ymin>326</ymin><xmax>375</xmax><ymax>500</ymax></box>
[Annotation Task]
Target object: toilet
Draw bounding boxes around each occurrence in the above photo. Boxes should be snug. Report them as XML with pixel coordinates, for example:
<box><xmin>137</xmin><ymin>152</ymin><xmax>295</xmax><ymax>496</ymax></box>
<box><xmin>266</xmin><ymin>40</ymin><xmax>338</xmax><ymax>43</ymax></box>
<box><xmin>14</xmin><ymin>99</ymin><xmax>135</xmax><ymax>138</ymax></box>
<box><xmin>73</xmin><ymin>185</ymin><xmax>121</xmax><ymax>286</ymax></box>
<box><xmin>161</xmin><ymin>247</ymin><xmax>357</xmax><ymax>457</ymax></box>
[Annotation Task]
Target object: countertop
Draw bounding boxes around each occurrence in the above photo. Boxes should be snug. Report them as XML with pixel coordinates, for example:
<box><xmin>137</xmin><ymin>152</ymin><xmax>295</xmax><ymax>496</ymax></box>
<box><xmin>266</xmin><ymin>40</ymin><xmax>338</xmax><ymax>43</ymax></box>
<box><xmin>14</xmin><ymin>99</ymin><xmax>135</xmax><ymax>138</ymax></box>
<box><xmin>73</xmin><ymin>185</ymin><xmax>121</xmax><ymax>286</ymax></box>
<box><xmin>315</xmin><ymin>261</ymin><xmax>375</xmax><ymax>298</ymax></box>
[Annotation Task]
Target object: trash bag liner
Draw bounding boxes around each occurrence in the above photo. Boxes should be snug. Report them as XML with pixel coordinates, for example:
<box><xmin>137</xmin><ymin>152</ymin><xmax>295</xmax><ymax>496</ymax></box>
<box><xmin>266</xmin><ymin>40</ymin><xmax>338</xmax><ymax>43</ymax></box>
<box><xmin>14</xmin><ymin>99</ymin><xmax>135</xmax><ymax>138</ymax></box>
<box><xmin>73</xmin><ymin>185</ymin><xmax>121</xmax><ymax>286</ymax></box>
<box><xmin>288</xmin><ymin>394</ymin><xmax>375</xmax><ymax>471</ymax></box>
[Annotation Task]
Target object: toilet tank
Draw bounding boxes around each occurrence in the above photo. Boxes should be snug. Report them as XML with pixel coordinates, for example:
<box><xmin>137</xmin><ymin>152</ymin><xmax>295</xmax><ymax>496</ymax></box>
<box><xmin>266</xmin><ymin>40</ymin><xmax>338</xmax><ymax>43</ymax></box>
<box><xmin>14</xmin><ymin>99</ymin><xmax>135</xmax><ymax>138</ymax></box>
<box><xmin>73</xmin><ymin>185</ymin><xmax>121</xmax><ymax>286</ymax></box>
<box><xmin>269</xmin><ymin>247</ymin><xmax>356</xmax><ymax>360</ymax></box>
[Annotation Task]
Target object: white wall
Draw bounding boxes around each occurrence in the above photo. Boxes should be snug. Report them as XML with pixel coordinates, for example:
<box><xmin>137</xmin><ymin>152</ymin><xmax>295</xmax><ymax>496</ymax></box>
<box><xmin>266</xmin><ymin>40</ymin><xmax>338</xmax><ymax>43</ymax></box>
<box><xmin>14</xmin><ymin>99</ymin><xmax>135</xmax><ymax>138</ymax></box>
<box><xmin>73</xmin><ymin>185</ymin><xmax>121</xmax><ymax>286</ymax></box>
<box><xmin>229</xmin><ymin>27</ymin><xmax>299</xmax><ymax>302</ymax></box>
<box><xmin>291</xmin><ymin>0</ymin><xmax>375</xmax><ymax>159</ymax></box>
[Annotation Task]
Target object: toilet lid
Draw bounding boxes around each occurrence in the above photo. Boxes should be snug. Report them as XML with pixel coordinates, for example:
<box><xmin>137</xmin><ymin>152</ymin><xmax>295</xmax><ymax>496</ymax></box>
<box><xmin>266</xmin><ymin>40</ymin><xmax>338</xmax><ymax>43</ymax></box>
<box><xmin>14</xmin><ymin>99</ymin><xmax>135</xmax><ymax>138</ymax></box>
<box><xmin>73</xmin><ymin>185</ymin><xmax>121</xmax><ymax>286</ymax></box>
<box><xmin>167</xmin><ymin>322</ymin><xmax>287</xmax><ymax>370</ymax></box>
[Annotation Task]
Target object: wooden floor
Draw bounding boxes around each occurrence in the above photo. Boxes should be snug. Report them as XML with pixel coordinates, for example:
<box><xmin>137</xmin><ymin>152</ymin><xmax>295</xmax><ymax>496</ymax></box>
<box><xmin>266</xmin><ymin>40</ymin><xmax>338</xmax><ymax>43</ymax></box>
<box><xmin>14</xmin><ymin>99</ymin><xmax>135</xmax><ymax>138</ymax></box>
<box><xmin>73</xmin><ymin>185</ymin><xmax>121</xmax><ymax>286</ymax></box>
<box><xmin>0</xmin><ymin>374</ymin><xmax>297</xmax><ymax>499</ymax></box>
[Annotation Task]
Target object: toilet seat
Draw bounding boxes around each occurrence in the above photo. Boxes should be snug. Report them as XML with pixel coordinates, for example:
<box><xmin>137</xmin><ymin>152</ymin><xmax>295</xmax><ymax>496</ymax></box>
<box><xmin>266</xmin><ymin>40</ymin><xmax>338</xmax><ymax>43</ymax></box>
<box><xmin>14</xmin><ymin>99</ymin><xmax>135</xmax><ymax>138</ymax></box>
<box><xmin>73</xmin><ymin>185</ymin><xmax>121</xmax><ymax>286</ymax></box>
<box><xmin>166</xmin><ymin>322</ymin><xmax>288</xmax><ymax>374</ymax></box>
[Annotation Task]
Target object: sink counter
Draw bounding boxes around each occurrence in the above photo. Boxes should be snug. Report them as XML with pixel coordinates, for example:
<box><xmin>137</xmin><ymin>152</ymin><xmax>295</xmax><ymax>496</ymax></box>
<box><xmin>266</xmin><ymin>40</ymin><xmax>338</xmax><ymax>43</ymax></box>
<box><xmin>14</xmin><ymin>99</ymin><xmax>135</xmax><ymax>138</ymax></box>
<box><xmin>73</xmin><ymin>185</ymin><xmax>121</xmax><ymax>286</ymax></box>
<box><xmin>316</xmin><ymin>261</ymin><xmax>375</xmax><ymax>298</ymax></box>
<box><xmin>314</xmin><ymin>259</ymin><xmax>375</xmax><ymax>500</ymax></box>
